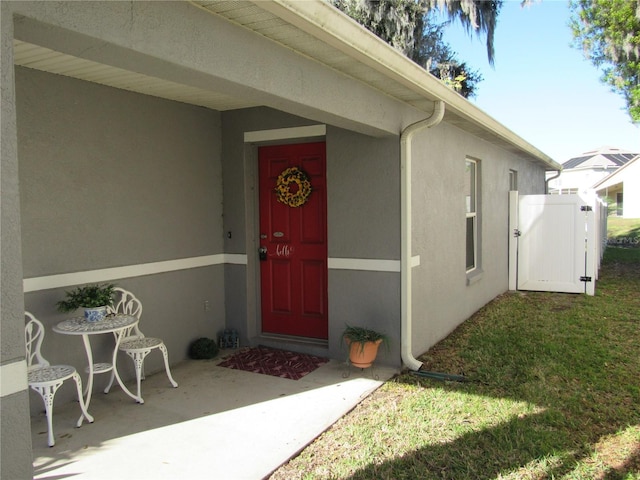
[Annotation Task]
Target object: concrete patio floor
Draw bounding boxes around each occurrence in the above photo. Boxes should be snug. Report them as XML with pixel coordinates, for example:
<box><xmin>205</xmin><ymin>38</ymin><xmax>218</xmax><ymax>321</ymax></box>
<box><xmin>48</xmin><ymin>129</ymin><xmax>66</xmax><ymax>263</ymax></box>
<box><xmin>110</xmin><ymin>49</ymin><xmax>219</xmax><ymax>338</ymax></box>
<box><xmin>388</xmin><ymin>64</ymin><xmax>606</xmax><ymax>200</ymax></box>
<box><xmin>31</xmin><ymin>351</ymin><xmax>397</xmax><ymax>480</ymax></box>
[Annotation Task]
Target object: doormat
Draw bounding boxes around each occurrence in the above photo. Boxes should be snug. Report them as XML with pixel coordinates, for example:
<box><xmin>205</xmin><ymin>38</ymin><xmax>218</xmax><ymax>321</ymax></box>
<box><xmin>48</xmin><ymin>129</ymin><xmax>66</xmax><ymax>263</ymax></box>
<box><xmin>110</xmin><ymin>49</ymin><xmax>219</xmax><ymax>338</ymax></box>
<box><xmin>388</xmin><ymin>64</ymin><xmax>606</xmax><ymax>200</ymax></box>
<box><xmin>217</xmin><ymin>346</ymin><xmax>329</xmax><ymax>380</ymax></box>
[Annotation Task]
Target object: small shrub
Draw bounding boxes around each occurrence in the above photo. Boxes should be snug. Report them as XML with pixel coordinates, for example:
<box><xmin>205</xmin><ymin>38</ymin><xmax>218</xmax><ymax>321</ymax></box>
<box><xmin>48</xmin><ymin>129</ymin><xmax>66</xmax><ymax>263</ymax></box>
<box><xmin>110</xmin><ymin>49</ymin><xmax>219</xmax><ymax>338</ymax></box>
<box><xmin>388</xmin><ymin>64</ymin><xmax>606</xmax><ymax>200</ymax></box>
<box><xmin>189</xmin><ymin>337</ymin><xmax>219</xmax><ymax>360</ymax></box>
<box><xmin>56</xmin><ymin>283</ymin><xmax>115</xmax><ymax>312</ymax></box>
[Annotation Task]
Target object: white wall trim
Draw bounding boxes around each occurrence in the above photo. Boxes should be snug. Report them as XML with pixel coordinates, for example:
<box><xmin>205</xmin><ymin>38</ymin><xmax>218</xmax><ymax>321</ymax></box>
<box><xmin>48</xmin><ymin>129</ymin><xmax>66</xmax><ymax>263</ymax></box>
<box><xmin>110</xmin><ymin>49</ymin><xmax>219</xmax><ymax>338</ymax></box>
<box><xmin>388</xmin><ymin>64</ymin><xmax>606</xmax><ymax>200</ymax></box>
<box><xmin>23</xmin><ymin>253</ymin><xmax>419</xmax><ymax>293</ymax></box>
<box><xmin>0</xmin><ymin>361</ymin><xmax>28</xmax><ymax>397</ymax></box>
<box><xmin>328</xmin><ymin>256</ymin><xmax>420</xmax><ymax>272</ymax></box>
<box><xmin>224</xmin><ymin>254</ymin><xmax>249</xmax><ymax>265</ymax></box>
<box><xmin>244</xmin><ymin>125</ymin><xmax>326</xmax><ymax>143</ymax></box>
<box><xmin>329</xmin><ymin>258</ymin><xmax>400</xmax><ymax>272</ymax></box>
<box><xmin>23</xmin><ymin>254</ymin><xmax>247</xmax><ymax>293</ymax></box>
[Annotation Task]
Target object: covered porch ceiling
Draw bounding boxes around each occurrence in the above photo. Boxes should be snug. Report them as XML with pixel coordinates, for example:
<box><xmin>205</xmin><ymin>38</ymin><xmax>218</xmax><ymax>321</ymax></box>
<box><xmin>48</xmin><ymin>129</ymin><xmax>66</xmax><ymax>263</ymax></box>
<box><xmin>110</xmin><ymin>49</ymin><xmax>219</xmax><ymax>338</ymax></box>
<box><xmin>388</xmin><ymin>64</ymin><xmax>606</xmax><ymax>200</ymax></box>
<box><xmin>12</xmin><ymin>0</ymin><xmax>561</xmax><ymax>171</ymax></box>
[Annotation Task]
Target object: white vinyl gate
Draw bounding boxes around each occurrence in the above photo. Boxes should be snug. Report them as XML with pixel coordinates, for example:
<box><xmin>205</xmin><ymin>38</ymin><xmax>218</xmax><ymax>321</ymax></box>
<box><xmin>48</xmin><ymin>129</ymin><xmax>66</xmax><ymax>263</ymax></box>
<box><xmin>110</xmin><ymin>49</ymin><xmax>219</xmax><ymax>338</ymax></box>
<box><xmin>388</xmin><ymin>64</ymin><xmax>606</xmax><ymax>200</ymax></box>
<box><xmin>508</xmin><ymin>192</ymin><xmax>605</xmax><ymax>296</ymax></box>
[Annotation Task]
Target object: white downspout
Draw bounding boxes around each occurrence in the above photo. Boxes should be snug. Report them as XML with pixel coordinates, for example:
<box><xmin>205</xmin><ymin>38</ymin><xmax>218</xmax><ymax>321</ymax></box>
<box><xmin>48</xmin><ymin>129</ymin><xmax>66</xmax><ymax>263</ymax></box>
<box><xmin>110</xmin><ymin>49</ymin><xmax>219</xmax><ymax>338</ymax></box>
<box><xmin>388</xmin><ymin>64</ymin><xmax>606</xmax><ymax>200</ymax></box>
<box><xmin>400</xmin><ymin>101</ymin><xmax>445</xmax><ymax>371</ymax></box>
<box><xmin>545</xmin><ymin>170</ymin><xmax>561</xmax><ymax>194</ymax></box>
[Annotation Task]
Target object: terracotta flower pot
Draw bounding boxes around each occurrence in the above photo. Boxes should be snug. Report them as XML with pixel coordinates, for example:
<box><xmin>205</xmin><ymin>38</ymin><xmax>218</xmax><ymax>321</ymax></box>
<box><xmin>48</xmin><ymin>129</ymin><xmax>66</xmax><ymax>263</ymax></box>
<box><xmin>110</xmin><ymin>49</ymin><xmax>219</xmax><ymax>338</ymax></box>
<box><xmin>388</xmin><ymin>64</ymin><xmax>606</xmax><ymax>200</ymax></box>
<box><xmin>346</xmin><ymin>338</ymin><xmax>383</xmax><ymax>368</ymax></box>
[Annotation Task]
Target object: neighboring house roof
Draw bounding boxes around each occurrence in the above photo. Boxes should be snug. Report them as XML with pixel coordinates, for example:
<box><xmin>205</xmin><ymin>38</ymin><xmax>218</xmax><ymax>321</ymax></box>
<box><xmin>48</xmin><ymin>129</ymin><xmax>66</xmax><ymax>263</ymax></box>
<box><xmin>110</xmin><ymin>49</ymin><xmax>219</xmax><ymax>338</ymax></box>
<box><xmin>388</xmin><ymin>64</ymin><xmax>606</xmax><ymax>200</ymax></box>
<box><xmin>562</xmin><ymin>146</ymin><xmax>637</xmax><ymax>170</ymax></box>
<box><xmin>12</xmin><ymin>0</ymin><xmax>561</xmax><ymax>171</ymax></box>
<box><xmin>592</xmin><ymin>154</ymin><xmax>640</xmax><ymax>191</ymax></box>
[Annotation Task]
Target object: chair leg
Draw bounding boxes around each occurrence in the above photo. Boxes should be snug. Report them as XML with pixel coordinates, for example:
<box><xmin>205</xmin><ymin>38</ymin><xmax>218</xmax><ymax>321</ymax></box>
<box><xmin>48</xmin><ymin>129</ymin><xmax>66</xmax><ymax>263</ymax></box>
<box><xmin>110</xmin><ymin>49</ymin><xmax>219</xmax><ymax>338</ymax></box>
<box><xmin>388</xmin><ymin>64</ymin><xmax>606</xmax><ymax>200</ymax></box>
<box><xmin>44</xmin><ymin>396</ymin><xmax>55</xmax><ymax>447</ymax></box>
<box><xmin>72</xmin><ymin>372</ymin><xmax>94</xmax><ymax>427</ymax></box>
<box><xmin>103</xmin><ymin>370</ymin><xmax>115</xmax><ymax>394</ymax></box>
<box><xmin>125</xmin><ymin>350</ymin><xmax>150</xmax><ymax>402</ymax></box>
<box><xmin>159</xmin><ymin>344</ymin><xmax>178</xmax><ymax>388</ymax></box>
<box><xmin>31</xmin><ymin>381</ymin><xmax>63</xmax><ymax>447</ymax></box>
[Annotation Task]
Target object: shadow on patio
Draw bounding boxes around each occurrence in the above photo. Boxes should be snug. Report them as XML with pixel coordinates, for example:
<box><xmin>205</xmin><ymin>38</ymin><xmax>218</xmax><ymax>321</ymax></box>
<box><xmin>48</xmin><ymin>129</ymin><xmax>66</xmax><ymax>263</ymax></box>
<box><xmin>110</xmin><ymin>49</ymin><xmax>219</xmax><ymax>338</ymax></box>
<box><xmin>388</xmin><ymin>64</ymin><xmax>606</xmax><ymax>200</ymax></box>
<box><xmin>31</xmin><ymin>353</ymin><xmax>397</xmax><ymax>480</ymax></box>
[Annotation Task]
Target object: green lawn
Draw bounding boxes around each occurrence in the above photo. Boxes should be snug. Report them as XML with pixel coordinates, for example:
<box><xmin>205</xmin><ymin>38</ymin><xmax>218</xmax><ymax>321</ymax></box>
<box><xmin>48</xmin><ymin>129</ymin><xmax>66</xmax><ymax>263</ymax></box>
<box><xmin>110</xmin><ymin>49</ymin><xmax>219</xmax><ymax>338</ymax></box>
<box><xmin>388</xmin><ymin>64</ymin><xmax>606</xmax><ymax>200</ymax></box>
<box><xmin>270</xmin><ymin>246</ymin><xmax>640</xmax><ymax>480</ymax></box>
<box><xmin>607</xmin><ymin>217</ymin><xmax>640</xmax><ymax>246</ymax></box>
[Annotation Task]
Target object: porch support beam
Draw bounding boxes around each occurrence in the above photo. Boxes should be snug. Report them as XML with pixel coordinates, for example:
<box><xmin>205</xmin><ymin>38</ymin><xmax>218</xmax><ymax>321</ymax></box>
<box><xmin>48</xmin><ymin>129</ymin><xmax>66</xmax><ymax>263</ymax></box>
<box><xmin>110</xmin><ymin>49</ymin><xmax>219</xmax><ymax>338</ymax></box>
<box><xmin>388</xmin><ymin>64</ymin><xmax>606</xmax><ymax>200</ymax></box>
<box><xmin>11</xmin><ymin>2</ymin><xmax>412</xmax><ymax>137</ymax></box>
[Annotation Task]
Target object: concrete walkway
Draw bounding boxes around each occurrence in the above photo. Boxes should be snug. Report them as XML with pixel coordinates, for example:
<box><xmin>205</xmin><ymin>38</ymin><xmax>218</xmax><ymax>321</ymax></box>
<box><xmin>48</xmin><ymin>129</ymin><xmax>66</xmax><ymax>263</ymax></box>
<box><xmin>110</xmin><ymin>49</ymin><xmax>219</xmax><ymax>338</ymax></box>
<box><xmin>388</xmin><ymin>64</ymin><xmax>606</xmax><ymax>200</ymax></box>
<box><xmin>31</xmin><ymin>354</ymin><xmax>397</xmax><ymax>480</ymax></box>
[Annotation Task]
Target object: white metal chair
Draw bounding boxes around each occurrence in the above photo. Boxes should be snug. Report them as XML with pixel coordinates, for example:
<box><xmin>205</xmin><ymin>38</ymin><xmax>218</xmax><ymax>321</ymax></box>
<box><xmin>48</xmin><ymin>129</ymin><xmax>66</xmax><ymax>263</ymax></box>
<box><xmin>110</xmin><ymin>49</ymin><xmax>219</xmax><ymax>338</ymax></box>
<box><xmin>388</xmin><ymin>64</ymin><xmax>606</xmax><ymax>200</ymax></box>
<box><xmin>25</xmin><ymin>312</ymin><xmax>93</xmax><ymax>447</ymax></box>
<box><xmin>105</xmin><ymin>288</ymin><xmax>178</xmax><ymax>402</ymax></box>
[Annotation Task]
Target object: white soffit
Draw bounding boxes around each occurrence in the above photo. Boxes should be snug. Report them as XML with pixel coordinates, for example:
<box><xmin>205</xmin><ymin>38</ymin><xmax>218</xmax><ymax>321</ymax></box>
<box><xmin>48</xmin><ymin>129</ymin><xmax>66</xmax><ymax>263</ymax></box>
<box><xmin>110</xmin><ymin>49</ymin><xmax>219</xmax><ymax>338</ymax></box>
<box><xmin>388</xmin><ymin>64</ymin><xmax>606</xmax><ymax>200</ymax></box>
<box><xmin>13</xmin><ymin>40</ymin><xmax>257</xmax><ymax>112</ymax></box>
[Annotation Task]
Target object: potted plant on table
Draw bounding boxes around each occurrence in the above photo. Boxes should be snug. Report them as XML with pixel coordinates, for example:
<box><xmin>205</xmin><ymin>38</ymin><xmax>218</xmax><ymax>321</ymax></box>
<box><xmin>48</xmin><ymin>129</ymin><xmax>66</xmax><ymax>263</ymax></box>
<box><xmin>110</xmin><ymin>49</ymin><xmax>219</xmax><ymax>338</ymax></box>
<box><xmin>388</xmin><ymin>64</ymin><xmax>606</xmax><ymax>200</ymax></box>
<box><xmin>56</xmin><ymin>283</ymin><xmax>115</xmax><ymax>322</ymax></box>
<box><xmin>342</xmin><ymin>325</ymin><xmax>388</xmax><ymax>369</ymax></box>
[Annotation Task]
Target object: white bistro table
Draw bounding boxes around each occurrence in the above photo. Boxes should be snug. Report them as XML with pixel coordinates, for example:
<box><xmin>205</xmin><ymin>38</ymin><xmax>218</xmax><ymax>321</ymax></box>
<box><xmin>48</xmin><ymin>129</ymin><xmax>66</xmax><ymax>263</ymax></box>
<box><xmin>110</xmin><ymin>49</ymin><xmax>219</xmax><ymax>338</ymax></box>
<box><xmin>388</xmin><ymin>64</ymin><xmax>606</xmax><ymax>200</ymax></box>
<box><xmin>53</xmin><ymin>314</ymin><xmax>141</xmax><ymax>425</ymax></box>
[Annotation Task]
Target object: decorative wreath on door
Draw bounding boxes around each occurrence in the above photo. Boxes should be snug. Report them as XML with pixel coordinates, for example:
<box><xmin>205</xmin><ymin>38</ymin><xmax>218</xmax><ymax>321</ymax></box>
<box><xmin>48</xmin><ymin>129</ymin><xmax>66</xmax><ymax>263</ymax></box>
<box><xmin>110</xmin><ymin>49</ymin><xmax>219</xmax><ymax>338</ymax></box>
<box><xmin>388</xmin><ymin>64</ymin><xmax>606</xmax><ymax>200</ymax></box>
<box><xmin>275</xmin><ymin>166</ymin><xmax>312</xmax><ymax>207</ymax></box>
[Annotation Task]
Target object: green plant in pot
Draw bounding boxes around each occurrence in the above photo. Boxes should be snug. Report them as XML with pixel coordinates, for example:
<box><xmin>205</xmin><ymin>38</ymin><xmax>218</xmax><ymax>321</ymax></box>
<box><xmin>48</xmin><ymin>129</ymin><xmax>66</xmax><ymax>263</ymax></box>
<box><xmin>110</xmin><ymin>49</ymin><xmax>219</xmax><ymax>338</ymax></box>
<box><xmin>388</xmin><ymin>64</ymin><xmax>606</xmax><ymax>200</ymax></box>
<box><xmin>188</xmin><ymin>337</ymin><xmax>219</xmax><ymax>360</ymax></box>
<box><xmin>56</xmin><ymin>283</ymin><xmax>115</xmax><ymax>322</ymax></box>
<box><xmin>342</xmin><ymin>325</ymin><xmax>388</xmax><ymax>369</ymax></box>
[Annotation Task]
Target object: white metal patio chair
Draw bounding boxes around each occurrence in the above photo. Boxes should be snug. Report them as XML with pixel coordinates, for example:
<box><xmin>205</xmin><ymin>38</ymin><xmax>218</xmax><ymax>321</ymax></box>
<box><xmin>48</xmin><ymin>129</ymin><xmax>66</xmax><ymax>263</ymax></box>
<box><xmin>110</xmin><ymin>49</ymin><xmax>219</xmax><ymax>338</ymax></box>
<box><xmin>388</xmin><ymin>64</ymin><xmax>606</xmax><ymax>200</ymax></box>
<box><xmin>104</xmin><ymin>288</ymin><xmax>178</xmax><ymax>402</ymax></box>
<box><xmin>25</xmin><ymin>312</ymin><xmax>93</xmax><ymax>447</ymax></box>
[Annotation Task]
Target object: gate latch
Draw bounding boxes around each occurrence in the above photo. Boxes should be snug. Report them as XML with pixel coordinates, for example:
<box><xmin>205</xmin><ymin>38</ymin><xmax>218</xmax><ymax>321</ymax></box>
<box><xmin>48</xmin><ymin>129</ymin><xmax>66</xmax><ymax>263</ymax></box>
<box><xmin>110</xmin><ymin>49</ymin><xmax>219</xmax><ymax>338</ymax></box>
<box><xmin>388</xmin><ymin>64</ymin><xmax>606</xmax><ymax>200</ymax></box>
<box><xmin>580</xmin><ymin>276</ymin><xmax>592</xmax><ymax>282</ymax></box>
<box><xmin>513</xmin><ymin>229</ymin><xmax>522</xmax><ymax>237</ymax></box>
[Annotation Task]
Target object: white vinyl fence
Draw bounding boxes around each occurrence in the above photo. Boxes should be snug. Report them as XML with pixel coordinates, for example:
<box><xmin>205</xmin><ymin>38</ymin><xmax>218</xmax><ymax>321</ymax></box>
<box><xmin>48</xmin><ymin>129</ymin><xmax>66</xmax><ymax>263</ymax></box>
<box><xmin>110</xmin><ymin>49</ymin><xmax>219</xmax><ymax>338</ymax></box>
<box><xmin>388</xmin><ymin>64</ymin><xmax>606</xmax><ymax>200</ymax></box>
<box><xmin>509</xmin><ymin>192</ymin><xmax>606</xmax><ymax>296</ymax></box>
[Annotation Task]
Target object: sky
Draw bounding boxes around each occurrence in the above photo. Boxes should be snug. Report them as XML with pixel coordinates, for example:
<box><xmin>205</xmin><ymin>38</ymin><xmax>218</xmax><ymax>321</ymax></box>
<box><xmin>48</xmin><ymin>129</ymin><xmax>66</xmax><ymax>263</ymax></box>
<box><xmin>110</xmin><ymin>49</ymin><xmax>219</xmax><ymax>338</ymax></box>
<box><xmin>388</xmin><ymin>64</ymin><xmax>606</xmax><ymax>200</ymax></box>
<box><xmin>438</xmin><ymin>0</ymin><xmax>640</xmax><ymax>163</ymax></box>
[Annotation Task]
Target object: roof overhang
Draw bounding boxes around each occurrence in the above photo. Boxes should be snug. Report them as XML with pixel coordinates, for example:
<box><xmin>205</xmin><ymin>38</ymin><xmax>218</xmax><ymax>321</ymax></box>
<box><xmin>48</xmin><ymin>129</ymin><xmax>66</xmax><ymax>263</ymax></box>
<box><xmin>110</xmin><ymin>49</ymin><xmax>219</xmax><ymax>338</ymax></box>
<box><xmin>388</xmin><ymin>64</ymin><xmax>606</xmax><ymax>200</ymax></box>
<box><xmin>244</xmin><ymin>0</ymin><xmax>561</xmax><ymax>170</ymax></box>
<box><xmin>12</xmin><ymin>0</ymin><xmax>561</xmax><ymax>171</ymax></box>
<box><xmin>593</xmin><ymin>155</ymin><xmax>639</xmax><ymax>191</ymax></box>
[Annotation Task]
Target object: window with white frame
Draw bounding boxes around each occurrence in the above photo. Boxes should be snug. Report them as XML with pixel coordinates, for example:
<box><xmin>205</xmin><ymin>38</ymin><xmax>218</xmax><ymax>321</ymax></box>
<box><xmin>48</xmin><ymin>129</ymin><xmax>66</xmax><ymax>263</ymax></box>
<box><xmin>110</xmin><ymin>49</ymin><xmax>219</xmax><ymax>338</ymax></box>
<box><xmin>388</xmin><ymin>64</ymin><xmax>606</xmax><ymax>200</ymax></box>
<box><xmin>465</xmin><ymin>159</ymin><xmax>478</xmax><ymax>272</ymax></box>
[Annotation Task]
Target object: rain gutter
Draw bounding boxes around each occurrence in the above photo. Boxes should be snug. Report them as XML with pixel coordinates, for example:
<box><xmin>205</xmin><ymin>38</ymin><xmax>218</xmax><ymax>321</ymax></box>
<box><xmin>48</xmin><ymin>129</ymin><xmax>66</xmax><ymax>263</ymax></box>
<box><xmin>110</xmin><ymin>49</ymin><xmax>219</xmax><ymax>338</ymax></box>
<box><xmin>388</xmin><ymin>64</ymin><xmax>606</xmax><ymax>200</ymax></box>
<box><xmin>400</xmin><ymin>101</ymin><xmax>445</xmax><ymax>371</ymax></box>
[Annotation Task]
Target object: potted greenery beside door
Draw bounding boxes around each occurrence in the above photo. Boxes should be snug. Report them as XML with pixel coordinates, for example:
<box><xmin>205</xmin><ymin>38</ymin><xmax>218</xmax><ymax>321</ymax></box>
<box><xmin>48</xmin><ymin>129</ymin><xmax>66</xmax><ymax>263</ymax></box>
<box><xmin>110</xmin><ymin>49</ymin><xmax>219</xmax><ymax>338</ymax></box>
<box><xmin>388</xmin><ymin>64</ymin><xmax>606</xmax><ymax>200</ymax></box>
<box><xmin>342</xmin><ymin>325</ymin><xmax>388</xmax><ymax>369</ymax></box>
<box><xmin>56</xmin><ymin>283</ymin><xmax>116</xmax><ymax>322</ymax></box>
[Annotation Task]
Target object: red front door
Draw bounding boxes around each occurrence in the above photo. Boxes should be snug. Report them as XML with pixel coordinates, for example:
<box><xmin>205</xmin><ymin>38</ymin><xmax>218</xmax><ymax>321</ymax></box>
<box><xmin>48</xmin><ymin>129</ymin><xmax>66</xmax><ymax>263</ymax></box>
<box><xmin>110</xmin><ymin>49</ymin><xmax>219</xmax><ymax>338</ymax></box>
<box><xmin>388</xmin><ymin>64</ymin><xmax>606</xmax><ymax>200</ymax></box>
<box><xmin>258</xmin><ymin>142</ymin><xmax>328</xmax><ymax>339</ymax></box>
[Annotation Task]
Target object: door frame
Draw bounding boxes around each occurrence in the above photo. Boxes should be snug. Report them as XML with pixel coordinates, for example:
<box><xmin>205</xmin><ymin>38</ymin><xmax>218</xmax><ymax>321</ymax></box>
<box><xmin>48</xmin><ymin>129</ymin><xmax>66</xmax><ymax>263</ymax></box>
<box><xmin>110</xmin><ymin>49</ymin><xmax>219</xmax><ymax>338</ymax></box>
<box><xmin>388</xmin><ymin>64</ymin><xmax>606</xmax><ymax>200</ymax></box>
<box><xmin>243</xmin><ymin>125</ymin><xmax>327</xmax><ymax>343</ymax></box>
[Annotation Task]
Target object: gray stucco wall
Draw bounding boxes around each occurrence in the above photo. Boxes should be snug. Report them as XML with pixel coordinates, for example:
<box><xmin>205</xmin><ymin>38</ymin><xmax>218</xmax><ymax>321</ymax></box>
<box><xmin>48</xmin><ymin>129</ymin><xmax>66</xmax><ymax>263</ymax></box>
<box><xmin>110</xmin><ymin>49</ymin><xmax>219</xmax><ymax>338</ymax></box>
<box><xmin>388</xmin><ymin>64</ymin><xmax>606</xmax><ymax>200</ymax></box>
<box><xmin>1</xmin><ymin>3</ymin><xmax>33</xmax><ymax>477</ymax></box>
<box><xmin>410</xmin><ymin>122</ymin><xmax>546</xmax><ymax>357</ymax></box>
<box><xmin>326</xmin><ymin>127</ymin><xmax>401</xmax><ymax>363</ymax></box>
<box><xmin>326</xmin><ymin>127</ymin><xmax>400</xmax><ymax>260</ymax></box>
<box><xmin>0</xmin><ymin>393</ymin><xmax>33</xmax><ymax>479</ymax></box>
<box><xmin>17</xmin><ymin>67</ymin><xmax>223</xmax><ymax>274</ymax></box>
<box><xmin>17</xmin><ymin>67</ymin><xmax>226</xmax><ymax>410</ymax></box>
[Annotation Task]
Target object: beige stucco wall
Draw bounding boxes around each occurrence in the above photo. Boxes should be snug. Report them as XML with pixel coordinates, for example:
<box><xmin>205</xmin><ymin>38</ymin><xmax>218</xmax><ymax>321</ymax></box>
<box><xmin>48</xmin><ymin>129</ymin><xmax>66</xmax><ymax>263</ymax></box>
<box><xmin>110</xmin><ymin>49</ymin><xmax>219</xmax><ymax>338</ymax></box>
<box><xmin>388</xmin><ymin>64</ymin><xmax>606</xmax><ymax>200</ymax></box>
<box><xmin>619</xmin><ymin>161</ymin><xmax>640</xmax><ymax>218</ymax></box>
<box><xmin>597</xmin><ymin>160</ymin><xmax>640</xmax><ymax>219</ymax></box>
<box><xmin>550</xmin><ymin>167</ymin><xmax>612</xmax><ymax>194</ymax></box>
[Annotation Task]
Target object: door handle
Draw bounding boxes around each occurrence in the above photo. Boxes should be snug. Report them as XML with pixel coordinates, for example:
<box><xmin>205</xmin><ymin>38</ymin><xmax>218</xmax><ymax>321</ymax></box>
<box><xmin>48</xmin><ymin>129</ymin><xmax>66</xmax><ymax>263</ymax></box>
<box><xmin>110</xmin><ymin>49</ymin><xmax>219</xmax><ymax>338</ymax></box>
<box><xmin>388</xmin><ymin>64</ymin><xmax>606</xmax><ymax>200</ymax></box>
<box><xmin>258</xmin><ymin>246</ymin><xmax>268</xmax><ymax>261</ymax></box>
